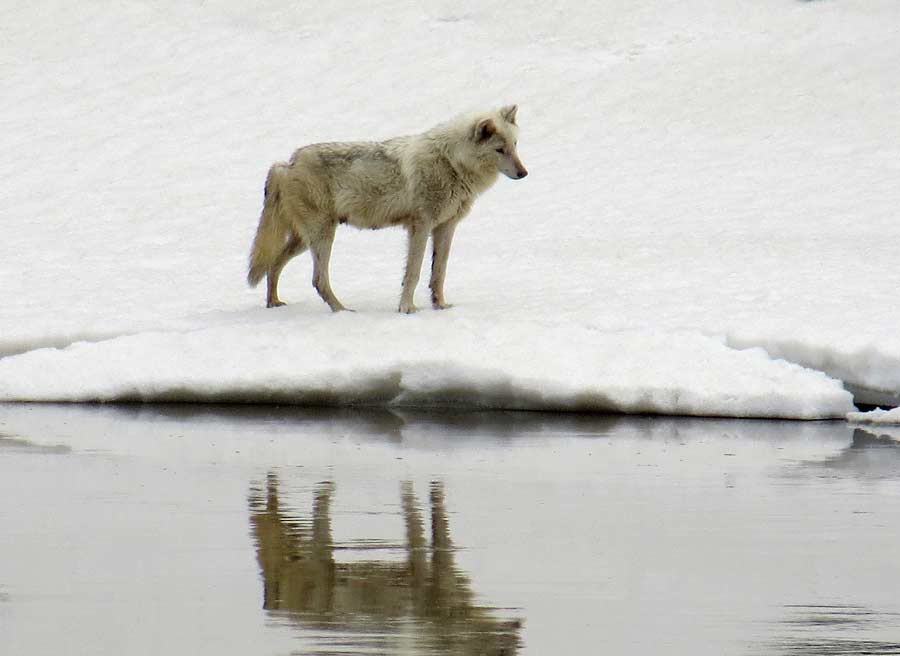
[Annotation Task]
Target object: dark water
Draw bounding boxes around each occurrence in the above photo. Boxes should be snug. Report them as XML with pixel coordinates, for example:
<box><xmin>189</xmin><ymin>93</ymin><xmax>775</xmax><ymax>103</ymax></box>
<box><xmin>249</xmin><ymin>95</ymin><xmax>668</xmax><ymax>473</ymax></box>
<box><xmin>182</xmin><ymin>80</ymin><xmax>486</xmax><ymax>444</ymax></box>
<box><xmin>2</xmin><ymin>404</ymin><xmax>900</xmax><ymax>655</ymax></box>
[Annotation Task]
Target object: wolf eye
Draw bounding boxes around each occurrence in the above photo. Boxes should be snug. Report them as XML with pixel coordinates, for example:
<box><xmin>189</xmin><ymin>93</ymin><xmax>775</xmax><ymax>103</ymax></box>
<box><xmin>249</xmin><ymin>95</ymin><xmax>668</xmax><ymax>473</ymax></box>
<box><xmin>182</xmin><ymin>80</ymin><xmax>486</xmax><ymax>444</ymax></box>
<box><xmin>495</xmin><ymin>148</ymin><xmax>504</xmax><ymax>154</ymax></box>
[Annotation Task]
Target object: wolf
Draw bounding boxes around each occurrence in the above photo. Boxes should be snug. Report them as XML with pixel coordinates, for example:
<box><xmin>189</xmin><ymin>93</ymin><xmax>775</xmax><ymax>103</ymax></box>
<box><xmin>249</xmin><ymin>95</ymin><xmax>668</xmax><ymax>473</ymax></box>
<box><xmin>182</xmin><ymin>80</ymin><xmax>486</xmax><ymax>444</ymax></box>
<box><xmin>247</xmin><ymin>105</ymin><xmax>527</xmax><ymax>313</ymax></box>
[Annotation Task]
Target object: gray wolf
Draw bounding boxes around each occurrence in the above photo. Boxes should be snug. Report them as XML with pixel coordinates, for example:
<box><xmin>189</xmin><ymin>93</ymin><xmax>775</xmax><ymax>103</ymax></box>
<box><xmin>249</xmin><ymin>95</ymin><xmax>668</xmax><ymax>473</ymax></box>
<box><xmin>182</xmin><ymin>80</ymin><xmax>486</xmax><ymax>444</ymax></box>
<box><xmin>247</xmin><ymin>105</ymin><xmax>527</xmax><ymax>313</ymax></box>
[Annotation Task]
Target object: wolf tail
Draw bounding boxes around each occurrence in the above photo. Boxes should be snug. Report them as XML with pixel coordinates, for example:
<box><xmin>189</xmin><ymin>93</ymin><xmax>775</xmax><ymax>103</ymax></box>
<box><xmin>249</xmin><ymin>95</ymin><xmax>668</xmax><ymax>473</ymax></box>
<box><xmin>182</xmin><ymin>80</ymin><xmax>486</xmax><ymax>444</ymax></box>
<box><xmin>247</xmin><ymin>164</ymin><xmax>290</xmax><ymax>287</ymax></box>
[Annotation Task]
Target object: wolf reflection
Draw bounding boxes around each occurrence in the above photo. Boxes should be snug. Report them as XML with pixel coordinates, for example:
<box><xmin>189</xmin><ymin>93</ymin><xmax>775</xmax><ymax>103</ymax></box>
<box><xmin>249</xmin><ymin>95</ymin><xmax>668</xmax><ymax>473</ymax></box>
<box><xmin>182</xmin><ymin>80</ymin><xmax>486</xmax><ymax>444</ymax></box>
<box><xmin>249</xmin><ymin>475</ymin><xmax>521</xmax><ymax>655</ymax></box>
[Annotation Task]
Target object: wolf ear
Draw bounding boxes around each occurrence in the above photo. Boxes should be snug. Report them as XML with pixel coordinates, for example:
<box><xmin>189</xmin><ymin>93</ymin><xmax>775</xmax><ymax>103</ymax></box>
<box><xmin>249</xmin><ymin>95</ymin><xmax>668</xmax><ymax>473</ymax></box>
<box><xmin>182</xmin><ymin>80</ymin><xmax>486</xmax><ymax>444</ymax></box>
<box><xmin>500</xmin><ymin>104</ymin><xmax>518</xmax><ymax>125</ymax></box>
<box><xmin>474</xmin><ymin>118</ymin><xmax>496</xmax><ymax>142</ymax></box>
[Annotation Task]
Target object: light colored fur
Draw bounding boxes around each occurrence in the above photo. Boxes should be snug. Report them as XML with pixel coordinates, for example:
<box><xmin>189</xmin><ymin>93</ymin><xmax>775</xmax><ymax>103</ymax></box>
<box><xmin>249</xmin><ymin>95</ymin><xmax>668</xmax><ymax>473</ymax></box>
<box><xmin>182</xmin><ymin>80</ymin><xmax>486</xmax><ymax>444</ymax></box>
<box><xmin>248</xmin><ymin>105</ymin><xmax>527</xmax><ymax>313</ymax></box>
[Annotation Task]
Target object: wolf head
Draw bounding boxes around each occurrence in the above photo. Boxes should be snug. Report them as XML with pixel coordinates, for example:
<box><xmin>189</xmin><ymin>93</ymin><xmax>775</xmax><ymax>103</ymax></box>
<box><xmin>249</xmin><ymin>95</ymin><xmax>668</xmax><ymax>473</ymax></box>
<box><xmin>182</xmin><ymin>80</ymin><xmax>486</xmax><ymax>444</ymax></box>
<box><xmin>472</xmin><ymin>104</ymin><xmax>528</xmax><ymax>180</ymax></box>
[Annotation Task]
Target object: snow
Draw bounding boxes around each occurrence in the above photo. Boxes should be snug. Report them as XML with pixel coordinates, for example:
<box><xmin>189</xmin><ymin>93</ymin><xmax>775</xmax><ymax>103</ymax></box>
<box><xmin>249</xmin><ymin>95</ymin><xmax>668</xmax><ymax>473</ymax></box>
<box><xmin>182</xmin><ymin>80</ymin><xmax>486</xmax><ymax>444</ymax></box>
<box><xmin>848</xmin><ymin>407</ymin><xmax>900</xmax><ymax>426</ymax></box>
<box><xmin>2</xmin><ymin>0</ymin><xmax>899</xmax><ymax>418</ymax></box>
<box><xmin>0</xmin><ymin>316</ymin><xmax>851</xmax><ymax>419</ymax></box>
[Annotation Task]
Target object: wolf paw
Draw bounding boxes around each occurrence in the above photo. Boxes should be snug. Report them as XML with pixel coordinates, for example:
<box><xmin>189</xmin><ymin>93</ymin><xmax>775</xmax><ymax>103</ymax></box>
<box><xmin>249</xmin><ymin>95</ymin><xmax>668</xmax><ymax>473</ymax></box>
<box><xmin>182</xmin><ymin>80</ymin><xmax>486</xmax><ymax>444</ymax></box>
<box><xmin>399</xmin><ymin>302</ymin><xmax>419</xmax><ymax>314</ymax></box>
<box><xmin>266</xmin><ymin>300</ymin><xmax>286</xmax><ymax>308</ymax></box>
<box><xmin>432</xmin><ymin>301</ymin><xmax>454</xmax><ymax>310</ymax></box>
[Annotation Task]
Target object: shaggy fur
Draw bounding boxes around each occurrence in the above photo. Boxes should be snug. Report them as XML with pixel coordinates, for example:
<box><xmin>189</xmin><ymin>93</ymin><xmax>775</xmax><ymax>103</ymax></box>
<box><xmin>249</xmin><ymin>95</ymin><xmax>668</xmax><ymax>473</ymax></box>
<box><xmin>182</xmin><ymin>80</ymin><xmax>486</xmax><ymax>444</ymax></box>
<box><xmin>247</xmin><ymin>105</ymin><xmax>527</xmax><ymax>313</ymax></box>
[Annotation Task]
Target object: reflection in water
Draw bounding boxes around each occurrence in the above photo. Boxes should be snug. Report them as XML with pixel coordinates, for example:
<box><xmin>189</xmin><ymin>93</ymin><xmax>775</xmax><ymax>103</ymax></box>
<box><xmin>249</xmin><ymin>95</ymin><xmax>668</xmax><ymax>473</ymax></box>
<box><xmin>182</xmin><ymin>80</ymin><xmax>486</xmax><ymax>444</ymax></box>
<box><xmin>793</xmin><ymin>429</ymin><xmax>900</xmax><ymax>480</ymax></box>
<box><xmin>93</xmin><ymin>402</ymin><xmax>624</xmax><ymax>443</ymax></box>
<box><xmin>766</xmin><ymin>604</ymin><xmax>900</xmax><ymax>654</ymax></box>
<box><xmin>0</xmin><ymin>434</ymin><xmax>71</xmax><ymax>454</ymax></box>
<box><xmin>249</xmin><ymin>475</ymin><xmax>522</xmax><ymax>655</ymax></box>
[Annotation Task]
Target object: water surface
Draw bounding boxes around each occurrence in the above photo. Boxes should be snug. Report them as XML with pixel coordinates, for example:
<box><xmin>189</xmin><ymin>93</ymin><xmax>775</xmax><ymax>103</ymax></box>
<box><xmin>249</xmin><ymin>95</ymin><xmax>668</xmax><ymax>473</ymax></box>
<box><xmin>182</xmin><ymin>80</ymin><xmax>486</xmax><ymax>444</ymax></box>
<box><xmin>1</xmin><ymin>404</ymin><xmax>899</xmax><ymax>655</ymax></box>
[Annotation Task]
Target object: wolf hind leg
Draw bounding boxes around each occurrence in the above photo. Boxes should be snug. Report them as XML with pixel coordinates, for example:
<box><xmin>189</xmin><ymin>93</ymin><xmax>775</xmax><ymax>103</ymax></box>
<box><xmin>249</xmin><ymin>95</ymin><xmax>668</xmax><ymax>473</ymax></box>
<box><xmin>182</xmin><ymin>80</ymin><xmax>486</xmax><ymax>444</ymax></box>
<box><xmin>266</xmin><ymin>233</ymin><xmax>307</xmax><ymax>308</ymax></box>
<box><xmin>309</xmin><ymin>222</ymin><xmax>349</xmax><ymax>312</ymax></box>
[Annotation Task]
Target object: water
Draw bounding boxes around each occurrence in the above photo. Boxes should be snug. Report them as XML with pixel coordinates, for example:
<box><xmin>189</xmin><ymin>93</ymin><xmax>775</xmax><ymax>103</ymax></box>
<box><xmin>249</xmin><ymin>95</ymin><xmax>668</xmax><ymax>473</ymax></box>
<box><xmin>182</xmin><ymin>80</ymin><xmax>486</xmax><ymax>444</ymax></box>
<box><xmin>1</xmin><ymin>404</ymin><xmax>900</xmax><ymax>655</ymax></box>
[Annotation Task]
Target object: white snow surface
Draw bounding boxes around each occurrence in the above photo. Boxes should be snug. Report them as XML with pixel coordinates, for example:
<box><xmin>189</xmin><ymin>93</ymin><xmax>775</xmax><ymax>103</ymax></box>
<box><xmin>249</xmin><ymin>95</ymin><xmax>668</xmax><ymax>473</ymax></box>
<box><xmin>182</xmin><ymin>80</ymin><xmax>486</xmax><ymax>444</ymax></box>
<box><xmin>2</xmin><ymin>0</ymin><xmax>899</xmax><ymax>417</ymax></box>
<box><xmin>848</xmin><ymin>407</ymin><xmax>900</xmax><ymax>426</ymax></box>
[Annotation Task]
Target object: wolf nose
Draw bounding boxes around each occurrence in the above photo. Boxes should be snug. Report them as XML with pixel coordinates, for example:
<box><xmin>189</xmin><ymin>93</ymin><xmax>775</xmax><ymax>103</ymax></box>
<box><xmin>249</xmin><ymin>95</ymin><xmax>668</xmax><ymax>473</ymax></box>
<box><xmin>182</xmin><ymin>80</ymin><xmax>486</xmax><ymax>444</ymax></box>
<box><xmin>516</xmin><ymin>169</ymin><xmax>528</xmax><ymax>179</ymax></box>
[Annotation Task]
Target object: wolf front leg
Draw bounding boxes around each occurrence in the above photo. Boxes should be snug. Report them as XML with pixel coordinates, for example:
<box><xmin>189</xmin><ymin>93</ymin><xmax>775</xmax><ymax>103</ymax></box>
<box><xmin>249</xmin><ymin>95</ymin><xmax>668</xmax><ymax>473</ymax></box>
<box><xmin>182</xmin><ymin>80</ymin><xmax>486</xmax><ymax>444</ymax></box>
<box><xmin>429</xmin><ymin>220</ymin><xmax>457</xmax><ymax>310</ymax></box>
<box><xmin>399</xmin><ymin>223</ymin><xmax>429</xmax><ymax>313</ymax></box>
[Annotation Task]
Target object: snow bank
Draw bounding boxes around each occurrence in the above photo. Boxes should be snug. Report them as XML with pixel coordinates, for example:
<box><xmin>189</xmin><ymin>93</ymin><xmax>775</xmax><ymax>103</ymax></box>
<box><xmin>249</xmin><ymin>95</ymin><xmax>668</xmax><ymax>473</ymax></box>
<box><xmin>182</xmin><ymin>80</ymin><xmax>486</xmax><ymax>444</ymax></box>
<box><xmin>0</xmin><ymin>313</ymin><xmax>852</xmax><ymax>419</ymax></box>
<box><xmin>2</xmin><ymin>0</ymin><xmax>898</xmax><ymax>417</ymax></box>
<box><xmin>727</xmin><ymin>332</ymin><xmax>900</xmax><ymax>408</ymax></box>
<box><xmin>848</xmin><ymin>407</ymin><xmax>900</xmax><ymax>426</ymax></box>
